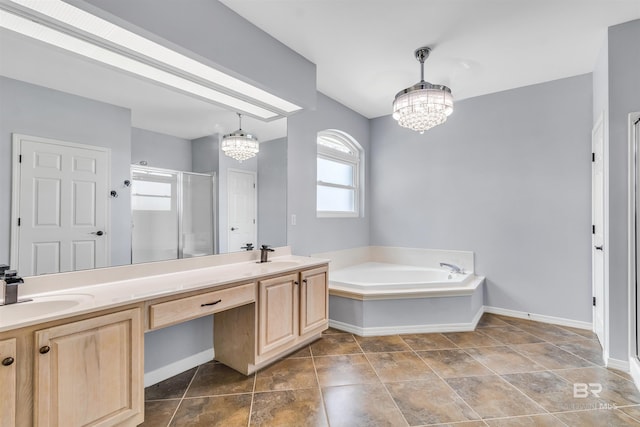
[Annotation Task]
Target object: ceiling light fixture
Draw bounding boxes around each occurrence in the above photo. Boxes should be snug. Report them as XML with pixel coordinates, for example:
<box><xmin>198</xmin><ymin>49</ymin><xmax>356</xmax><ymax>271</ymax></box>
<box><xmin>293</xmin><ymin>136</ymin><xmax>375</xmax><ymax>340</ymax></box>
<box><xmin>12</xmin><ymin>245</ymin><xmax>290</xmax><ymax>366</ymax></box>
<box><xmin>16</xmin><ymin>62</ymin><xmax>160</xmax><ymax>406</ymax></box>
<box><xmin>221</xmin><ymin>113</ymin><xmax>259</xmax><ymax>162</ymax></box>
<box><xmin>392</xmin><ymin>47</ymin><xmax>453</xmax><ymax>134</ymax></box>
<box><xmin>1</xmin><ymin>0</ymin><xmax>302</xmax><ymax>119</ymax></box>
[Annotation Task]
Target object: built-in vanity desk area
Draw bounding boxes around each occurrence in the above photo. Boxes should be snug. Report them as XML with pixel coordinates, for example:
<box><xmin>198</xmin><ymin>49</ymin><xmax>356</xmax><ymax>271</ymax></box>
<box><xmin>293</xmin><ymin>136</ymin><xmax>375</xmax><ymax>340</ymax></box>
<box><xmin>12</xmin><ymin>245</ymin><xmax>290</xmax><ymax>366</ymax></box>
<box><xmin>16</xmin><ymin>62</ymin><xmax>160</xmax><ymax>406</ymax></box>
<box><xmin>0</xmin><ymin>247</ymin><xmax>329</xmax><ymax>427</ymax></box>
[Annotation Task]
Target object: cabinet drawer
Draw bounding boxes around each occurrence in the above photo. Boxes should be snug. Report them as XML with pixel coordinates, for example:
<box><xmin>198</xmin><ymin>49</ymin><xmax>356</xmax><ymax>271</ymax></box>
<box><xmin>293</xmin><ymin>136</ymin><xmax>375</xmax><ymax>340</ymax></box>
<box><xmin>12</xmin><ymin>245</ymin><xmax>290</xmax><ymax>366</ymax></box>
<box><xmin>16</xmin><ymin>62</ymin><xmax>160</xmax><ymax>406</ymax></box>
<box><xmin>149</xmin><ymin>283</ymin><xmax>255</xmax><ymax>330</ymax></box>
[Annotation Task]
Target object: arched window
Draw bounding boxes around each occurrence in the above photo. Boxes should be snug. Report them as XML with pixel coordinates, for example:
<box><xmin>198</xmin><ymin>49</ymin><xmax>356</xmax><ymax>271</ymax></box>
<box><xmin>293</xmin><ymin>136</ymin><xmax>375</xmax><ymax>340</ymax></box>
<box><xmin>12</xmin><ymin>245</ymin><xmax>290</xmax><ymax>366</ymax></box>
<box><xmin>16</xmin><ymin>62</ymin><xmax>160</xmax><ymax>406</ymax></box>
<box><xmin>317</xmin><ymin>130</ymin><xmax>363</xmax><ymax>217</ymax></box>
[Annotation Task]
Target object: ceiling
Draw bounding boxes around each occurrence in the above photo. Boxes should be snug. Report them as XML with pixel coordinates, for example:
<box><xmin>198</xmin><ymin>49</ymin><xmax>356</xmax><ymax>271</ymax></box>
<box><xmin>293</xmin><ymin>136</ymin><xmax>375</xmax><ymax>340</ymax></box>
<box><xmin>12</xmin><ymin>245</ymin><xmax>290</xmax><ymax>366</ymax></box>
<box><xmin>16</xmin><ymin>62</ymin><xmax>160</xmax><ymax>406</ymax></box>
<box><xmin>221</xmin><ymin>0</ymin><xmax>640</xmax><ymax>119</ymax></box>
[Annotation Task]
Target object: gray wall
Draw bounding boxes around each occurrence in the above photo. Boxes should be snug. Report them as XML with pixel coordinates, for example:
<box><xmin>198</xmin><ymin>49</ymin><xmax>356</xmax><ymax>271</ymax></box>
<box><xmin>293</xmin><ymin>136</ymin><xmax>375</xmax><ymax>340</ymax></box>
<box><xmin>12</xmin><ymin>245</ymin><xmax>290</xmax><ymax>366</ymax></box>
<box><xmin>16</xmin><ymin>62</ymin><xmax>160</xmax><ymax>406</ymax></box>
<box><xmin>131</xmin><ymin>127</ymin><xmax>192</xmax><ymax>171</ymax></box>
<box><xmin>607</xmin><ymin>19</ymin><xmax>640</xmax><ymax>360</ymax></box>
<box><xmin>80</xmin><ymin>0</ymin><xmax>316</xmax><ymax>110</ymax></box>
<box><xmin>258</xmin><ymin>138</ymin><xmax>287</xmax><ymax>247</ymax></box>
<box><xmin>287</xmin><ymin>92</ymin><xmax>371</xmax><ymax>255</ymax></box>
<box><xmin>370</xmin><ymin>74</ymin><xmax>593</xmax><ymax>323</ymax></box>
<box><xmin>0</xmin><ymin>76</ymin><xmax>132</xmax><ymax>267</ymax></box>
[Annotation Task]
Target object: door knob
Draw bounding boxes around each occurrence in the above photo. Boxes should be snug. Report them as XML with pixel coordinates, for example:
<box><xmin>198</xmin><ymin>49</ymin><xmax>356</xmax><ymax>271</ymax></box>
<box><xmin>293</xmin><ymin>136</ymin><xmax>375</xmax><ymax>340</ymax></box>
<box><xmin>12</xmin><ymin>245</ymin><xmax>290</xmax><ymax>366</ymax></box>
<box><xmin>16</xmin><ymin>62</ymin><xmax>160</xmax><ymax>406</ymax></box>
<box><xmin>231</xmin><ymin>227</ymin><xmax>239</xmax><ymax>231</ymax></box>
<box><xmin>92</xmin><ymin>231</ymin><xmax>104</xmax><ymax>236</ymax></box>
<box><xmin>595</xmin><ymin>245</ymin><xmax>603</xmax><ymax>251</ymax></box>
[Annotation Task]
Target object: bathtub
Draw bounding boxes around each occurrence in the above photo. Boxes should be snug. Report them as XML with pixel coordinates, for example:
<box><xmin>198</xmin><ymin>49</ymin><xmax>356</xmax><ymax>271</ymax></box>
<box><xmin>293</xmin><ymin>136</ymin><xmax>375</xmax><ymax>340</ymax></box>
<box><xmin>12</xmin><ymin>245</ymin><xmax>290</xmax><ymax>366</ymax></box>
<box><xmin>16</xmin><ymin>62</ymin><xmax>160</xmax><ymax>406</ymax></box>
<box><xmin>330</xmin><ymin>262</ymin><xmax>474</xmax><ymax>293</ymax></box>
<box><xmin>314</xmin><ymin>246</ymin><xmax>485</xmax><ymax>336</ymax></box>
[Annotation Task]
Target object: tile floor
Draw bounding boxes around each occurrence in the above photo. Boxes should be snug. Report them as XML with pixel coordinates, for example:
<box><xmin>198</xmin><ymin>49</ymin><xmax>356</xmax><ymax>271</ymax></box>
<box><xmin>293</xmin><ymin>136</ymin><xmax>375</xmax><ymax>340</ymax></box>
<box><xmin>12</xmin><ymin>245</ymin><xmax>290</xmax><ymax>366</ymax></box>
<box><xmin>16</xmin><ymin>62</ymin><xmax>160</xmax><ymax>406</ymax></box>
<box><xmin>142</xmin><ymin>314</ymin><xmax>640</xmax><ymax>426</ymax></box>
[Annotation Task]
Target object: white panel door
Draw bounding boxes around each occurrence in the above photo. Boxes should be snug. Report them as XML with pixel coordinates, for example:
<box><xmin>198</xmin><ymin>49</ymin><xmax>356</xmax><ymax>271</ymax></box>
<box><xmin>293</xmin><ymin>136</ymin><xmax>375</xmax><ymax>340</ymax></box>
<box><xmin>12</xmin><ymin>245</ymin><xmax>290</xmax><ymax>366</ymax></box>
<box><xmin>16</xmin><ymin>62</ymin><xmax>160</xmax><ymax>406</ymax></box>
<box><xmin>12</xmin><ymin>135</ymin><xmax>109</xmax><ymax>276</ymax></box>
<box><xmin>227</xmin><ymin>169</ymin><xmax>256</xmax><ymax>253</ymax></box>
<box><xmin>592</xmin><ymin>117</ymin><xmax>605</xmax><ymax>345</ymax></box>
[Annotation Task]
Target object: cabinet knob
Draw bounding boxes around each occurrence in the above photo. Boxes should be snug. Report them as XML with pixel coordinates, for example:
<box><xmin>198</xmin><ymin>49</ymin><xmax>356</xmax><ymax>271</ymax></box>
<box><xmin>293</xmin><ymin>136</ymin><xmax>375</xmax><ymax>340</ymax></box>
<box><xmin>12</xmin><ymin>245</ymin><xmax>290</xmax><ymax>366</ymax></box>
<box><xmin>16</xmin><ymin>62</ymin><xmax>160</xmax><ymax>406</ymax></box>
<box><xmin>39</xmin><ymin>345</ymin><xmax>51</xmax><ymax>354</ymax></box>
<box><xmin>1</xmin><ymin>357</ymin><xmax>14</xmax><ymax>366</ymax></box>
<box><xmin>294</xmin><ymin>281</ymin><xmax>299</xmax><ymax>286</ymax></box>
<box><xmin>303</xmin><ymin>279</ymin><xmax>308</xmax><ymax>284</ymax></box>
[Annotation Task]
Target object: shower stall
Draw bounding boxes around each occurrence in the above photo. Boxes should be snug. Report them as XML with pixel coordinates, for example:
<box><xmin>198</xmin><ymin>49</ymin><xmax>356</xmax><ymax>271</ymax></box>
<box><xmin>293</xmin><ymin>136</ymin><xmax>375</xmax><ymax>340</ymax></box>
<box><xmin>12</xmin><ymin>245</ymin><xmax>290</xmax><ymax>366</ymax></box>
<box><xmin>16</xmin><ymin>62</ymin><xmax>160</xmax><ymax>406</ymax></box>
<box><xmin>131</xmin><ymin>166</ymin><xmax>215</xmax><ymax>264</ymax></box>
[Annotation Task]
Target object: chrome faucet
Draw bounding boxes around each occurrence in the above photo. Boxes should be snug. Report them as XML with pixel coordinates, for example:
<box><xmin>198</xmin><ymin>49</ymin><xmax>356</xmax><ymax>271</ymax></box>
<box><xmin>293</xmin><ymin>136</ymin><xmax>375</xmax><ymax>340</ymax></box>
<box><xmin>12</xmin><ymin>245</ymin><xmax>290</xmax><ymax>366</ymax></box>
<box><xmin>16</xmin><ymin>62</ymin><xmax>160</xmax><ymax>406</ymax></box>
<box><xmin>259</xmin><ymin>245</ymin><xmax>275</xmax><ymax>263</ymax></box>
<box><xmin>1</xmin><ymin>268</ymin><xmax>29</xmax><ymax>305</ymax></box>
<box><xmin>440</xmin><ymin>262</ymin><xmax>463</xmax><ymax>274</ymax></box>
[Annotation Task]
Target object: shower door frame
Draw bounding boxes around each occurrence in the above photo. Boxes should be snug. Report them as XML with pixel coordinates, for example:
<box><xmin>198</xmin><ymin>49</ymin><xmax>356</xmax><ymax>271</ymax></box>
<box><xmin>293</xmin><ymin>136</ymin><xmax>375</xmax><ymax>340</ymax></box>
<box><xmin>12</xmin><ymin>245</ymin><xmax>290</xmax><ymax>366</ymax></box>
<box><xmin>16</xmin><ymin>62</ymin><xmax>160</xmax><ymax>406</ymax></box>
<box><xmin>130</xmin><ymin>165</ymin><xmax>216</xmax><ymax>263</ymax></box>
<box><xmin>627</xmin><ymin>111</ymin><xmax>640</xmax><ymax>387</ymax></box>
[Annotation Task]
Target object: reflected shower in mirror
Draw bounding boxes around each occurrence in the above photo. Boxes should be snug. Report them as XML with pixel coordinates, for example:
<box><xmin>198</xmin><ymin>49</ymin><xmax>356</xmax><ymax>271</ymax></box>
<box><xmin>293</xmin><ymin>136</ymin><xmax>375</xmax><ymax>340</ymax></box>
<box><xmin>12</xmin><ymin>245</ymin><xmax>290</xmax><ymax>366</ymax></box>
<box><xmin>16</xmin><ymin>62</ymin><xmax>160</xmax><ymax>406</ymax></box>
<box><xmin>0</xmin><ymin>20</ymin><xmax>288</xmax><ymax>275</ymax></box>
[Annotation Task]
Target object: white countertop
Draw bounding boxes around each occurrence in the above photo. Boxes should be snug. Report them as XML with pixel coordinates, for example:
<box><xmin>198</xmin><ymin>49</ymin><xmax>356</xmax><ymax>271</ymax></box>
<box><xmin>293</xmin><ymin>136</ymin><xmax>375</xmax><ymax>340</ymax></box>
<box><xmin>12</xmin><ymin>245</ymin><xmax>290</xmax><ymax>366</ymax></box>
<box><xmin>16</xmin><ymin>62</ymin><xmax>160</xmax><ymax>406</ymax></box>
<box><xmin>0</xmin><ymin>253</ymin><xmax>329</xmax><ymax>333</ymax></box>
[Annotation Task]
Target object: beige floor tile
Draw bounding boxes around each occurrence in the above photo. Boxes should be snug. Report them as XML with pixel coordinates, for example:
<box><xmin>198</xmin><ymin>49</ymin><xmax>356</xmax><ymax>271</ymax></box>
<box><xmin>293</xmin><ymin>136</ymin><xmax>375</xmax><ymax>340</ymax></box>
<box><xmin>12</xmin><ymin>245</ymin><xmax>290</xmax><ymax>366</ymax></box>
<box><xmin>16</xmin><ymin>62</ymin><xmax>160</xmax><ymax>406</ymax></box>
<box><xmin>354</xmin><ymin>334</ymin><xmax>412</xmax><ymax>352</ymax></box>
<box><xmin>478</xmin><ymin>326</ymin><xmax>544</xmax><ymax>345</ymax></box>
<box><xmin>309</xmin><ymin>333</ymin><xmax>362</xmax><ymax>356</ymax></box>
<box><xmin>185</xmin><ymin>363</ymin><xmax>255</xmax><ymax>397</ymax></box>
<box><xmin>418</xmin><ymin>349</ymin><xmax>493</xmax><ymax>378</ymax></box>
<box><xmin>477</xmin><ymin>313</ymin><xmax>511</xmax><ymax>328</ymax></box>
<box><xmin>484</xmin><ymin>414</ymin><xmax>566</xmax><ymax>426</ymax></box>
<box><xmin>502</xmin><ymin>370</ymin><xmax>603</xmax><ymax>413</ymax></box>
<box><xmin>386</xmin><ymin>378</ymin><xmax>481</xmax><ymax>425</ymax></box>
<box><xmin>141</xmin><ymin>399</ymin><xmax>180</xmax><ymax>427</ymax></box>
<box><xmin>314</xmin><ymin>354</ymin><xmax>379</xmax><ymax>387</ymax></box>
<box><xmin>401</xmin><ymin>333</ymin><xmax>459</xmax><ymax>350</ymax></box>
<box><xmin>250</xmin><ymin>389</ymin><xmax>327</xmax><ymax>427</ymax></box>
<box><xmin>555</xmin><ymin>339</ymin><xmax>604</xmax><ymax>365</ymax></box>
<box><xmin>552</xmin><ymin>367</ymin><xmax>640</xmax><ymax>406</ymax></box>
<box><xmin>554</xmin><ymin>409</ymin><xmax>640</xmax><ymax>426</ymax></box>
<box><xmin>145</xmin><ymin>367</ymin><xmax>197</xmax><ymax>401</ymax></box>
<box><xmin>511</xmin><ymin>343</ymin><xmax>594</xmax><ymax>370</ymax></box>
<box><xmin>322</xmin><ymin>383</ymin><xmax>408</xmax><ymax>427</ymax></box>
<box><xmin>366</xmin><ymin>351</ymin><xmax>434</xmax><ymax>382</ymax></box>
<box><xmin>170</xmin><ymin>395</ymin><xmax>251</xmax><ymax>427</ymax></box>
<box><xmin>254</xmin><ymin>357</ymin><xmax>317</xmax><ymax>392</ymax></box>
<box><xmin>465</xmin><ymin>346</ymin><xmax>546</xmax><ymax>374</ymax></box>
<box><xmin>446</xmin><ymin>375</ymin><xmax>545</xmax><ymax>419</ymax></box>
<box><xmin>442</xmin><ymin>331</ymin><xmax>502</xmax><ymax>348</ymax></box>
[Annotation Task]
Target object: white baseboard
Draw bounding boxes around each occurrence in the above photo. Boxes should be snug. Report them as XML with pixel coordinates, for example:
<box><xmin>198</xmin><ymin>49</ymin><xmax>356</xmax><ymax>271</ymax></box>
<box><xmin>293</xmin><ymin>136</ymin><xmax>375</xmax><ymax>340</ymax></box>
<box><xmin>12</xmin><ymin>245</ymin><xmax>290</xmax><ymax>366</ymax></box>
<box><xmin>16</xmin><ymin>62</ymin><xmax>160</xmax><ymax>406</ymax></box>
<box><xmin>606</xmin><ymin>357</ymin><xmax>630</xmax><ymax>373</ymax></box>
<box><xmin>483</xmin><ymin>306</ymin><xmax>592</xmax><ymax>330</ymax></box>
<box><xmin>144</xmin><ymin>348</ymin><xmax>214</xmax><ymax>387</ymax></box>
<box><xmin>630</xmin><ymin>357</ymin><xmax>640</xmax><ymax>391</ymax></box>
<box><xmin>329</xmin><ymin>307</ymin><xmax>484</xmax><ymax>336</ymax></box>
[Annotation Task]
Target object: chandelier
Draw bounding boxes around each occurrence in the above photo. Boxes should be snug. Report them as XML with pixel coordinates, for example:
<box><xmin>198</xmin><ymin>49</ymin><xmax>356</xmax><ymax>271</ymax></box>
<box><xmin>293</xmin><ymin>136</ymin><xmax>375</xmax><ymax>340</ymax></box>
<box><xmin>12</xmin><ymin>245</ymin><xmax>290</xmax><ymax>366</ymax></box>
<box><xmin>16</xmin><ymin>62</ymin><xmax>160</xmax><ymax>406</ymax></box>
<box><xmin>221</xmin><ymin>113</ymin><xmax>259</xmax><ymax>162</ymax></box>
<box><xmin>392</xmin><ymin>47</ymin><xmax>454</xmax><ymax>134</ymax></box>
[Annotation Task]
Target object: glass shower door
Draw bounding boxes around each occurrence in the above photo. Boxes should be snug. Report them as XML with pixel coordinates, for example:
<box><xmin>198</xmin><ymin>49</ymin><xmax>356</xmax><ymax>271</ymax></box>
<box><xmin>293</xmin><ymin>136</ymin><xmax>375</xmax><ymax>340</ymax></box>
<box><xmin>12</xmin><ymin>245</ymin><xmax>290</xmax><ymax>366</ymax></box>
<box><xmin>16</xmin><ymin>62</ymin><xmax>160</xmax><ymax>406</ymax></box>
<box><xmin>131</xmin><ymin>168</ymin><xmax>179</xmax><ymax>263</ymax></box>
<box><xmin>182</xmin><ymin>172</ymin><xmax>215</xmax><ymax>258</ymax></box>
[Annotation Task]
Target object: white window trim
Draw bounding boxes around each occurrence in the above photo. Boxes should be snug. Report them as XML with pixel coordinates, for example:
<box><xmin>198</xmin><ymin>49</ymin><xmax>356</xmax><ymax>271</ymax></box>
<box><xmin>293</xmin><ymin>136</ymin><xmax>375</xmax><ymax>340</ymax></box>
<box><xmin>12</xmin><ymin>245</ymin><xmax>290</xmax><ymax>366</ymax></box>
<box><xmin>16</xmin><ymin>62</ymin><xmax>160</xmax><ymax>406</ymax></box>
<box><xmin>316</xmin><ymin>130</ymin><xmax>362</xmax><ymax>218</ymax></box>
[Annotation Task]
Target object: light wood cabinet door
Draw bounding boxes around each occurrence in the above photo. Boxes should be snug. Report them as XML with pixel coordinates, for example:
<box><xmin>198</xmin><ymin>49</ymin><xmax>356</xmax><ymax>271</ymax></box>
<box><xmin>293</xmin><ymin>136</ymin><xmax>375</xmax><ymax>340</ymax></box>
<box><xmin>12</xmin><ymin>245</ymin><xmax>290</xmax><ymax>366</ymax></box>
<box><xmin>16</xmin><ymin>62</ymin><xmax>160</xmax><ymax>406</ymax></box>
<box><xmin>34</xmin><ymin>308</ymin><xmax>143</xmax><ymax>427</ymax></box>
<box><xmin>0</xmin><ymin>338</ymin><xmax>17</xmax><ymax>427</ymax></box>
<box><xmin>300</xmin><ymin>267</ymin><xmax>329</xmax><ymax>336</ymax></box>
<box><xmin>258</xmin><ymin>273</ymin><xmax>299</xmax><ymax>355</ymax></box>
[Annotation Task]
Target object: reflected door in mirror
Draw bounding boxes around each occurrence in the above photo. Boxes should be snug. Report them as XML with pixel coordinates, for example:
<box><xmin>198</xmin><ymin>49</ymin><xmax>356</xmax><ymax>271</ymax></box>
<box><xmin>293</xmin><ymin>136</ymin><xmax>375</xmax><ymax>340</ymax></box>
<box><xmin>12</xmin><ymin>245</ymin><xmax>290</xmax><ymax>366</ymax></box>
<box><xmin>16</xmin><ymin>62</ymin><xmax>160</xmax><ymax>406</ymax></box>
<box><xmin>11</xmin><ymin>135</ymin><xmax>109</xmax><ymax>276</ymax></box>
<box><xmin>228</xmin><ymin>170</ymin><xmax>257</xmax><ymax>252</ymax></box>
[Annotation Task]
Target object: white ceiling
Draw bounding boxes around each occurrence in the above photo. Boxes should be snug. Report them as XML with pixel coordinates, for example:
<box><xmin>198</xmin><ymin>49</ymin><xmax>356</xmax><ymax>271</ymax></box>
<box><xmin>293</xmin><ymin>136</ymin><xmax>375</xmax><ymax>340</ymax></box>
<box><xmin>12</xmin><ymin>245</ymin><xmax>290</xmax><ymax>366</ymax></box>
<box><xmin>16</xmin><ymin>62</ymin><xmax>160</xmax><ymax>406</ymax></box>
<box><xmin>221</xmin><ymin>0</ymin><xmax>640</xmax><ymax>119</ymax></box>
<box><xmin>0</xmin><ymin>28</ymin><xmax>286</xmax><ymax>141</ymax></box>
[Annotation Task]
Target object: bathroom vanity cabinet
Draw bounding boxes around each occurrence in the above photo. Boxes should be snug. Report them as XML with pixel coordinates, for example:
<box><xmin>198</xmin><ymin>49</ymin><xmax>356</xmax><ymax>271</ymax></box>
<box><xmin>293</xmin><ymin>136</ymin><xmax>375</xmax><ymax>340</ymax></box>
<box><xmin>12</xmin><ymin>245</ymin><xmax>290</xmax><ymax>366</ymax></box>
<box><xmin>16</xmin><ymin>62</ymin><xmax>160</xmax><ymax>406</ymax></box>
<box><xmin>0</xmin><ymin>304</ymin><xmax>144</xmax><ymax>427</ymax></box>
<box><xmin>0</xmin><ymin>254</ymin><xmax>328</xmax><ymax>426</ymax></box>
<box><xmin>0</xmin><ymin>338</ymin><xmax>17</xmax><ymax>427</ymax></box>
<box><xmin>214</xmin><ymin>265</ymin><xmax>328</xmax><ymax>374</ymax></box>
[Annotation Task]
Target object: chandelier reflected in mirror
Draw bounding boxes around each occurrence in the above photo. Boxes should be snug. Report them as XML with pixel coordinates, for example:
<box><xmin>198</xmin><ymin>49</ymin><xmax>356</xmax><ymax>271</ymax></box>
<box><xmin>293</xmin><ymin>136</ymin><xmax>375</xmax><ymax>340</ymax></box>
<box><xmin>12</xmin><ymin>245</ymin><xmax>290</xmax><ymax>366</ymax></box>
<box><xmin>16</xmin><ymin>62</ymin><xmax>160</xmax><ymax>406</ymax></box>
<box><xmin>392</xmin><ymin>47</ymin><xmax>454</xmax><ymax>134</ymax></box>
<box><xmin>221</xmin><ymin>113</ymin><xmax>259</xmax><ymax>162</ymax></box>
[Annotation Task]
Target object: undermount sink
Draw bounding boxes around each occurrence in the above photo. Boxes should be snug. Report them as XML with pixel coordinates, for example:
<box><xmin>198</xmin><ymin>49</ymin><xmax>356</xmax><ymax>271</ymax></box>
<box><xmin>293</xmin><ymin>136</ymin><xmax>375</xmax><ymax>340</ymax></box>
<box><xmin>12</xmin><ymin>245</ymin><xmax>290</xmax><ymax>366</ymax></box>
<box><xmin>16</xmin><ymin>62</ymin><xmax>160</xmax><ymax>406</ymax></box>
<box><xmin>0</xmin><ymin>294</ymin><xmax>93</xmax><ymax>320</ymax></box>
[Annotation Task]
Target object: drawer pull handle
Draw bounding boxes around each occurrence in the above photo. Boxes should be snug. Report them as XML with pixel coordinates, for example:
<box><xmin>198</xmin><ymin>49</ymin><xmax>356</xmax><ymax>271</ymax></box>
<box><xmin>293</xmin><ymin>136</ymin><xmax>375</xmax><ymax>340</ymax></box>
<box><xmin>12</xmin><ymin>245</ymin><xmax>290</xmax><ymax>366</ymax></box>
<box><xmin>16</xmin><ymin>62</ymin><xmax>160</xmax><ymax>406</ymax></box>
<box><xmin>201</xmin><ymin>299</ymin><xmax>222</xmax><ymax>307</ymax></box>
<box><xmin>2</xmin><ymin>357</ymin><xmax>14</xmax><ymax>366</ymax></box>
<box><xmin>39</xmin><ymin>346</ymin><xmax>51</xmax><ymax>354</ymax></box>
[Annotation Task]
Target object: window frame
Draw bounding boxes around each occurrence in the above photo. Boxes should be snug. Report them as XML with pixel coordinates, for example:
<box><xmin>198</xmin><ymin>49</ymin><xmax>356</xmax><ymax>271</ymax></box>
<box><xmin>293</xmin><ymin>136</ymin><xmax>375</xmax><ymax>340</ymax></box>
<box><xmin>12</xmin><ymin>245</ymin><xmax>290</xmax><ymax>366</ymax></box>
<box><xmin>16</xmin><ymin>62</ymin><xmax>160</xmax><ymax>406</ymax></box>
<box><xmin>316</xmin><ymin>130</ymin><xmax>362</xmax><ymax>218</ymax></box>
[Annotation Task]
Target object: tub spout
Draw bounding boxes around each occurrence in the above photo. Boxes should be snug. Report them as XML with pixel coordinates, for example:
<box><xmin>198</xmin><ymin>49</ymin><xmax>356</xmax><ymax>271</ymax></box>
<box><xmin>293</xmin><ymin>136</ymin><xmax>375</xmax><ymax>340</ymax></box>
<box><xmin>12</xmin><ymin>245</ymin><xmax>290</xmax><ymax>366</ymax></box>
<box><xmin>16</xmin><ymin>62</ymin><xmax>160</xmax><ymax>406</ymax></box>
<box><xmin>440</xmin><ymin>262</ymin><xmax>463</xmax><ymax>274</ymax></box>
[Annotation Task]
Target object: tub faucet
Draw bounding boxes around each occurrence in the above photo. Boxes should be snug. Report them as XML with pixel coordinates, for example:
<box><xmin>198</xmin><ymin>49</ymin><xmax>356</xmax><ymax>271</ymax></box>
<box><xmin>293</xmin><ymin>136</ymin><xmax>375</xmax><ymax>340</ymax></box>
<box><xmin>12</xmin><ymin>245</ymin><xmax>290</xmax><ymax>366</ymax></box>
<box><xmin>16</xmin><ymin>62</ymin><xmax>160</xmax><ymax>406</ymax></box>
<box><xmin>259</xmin><ymin>245</ymin><xmax>275</xmax><ymax>263</ymax></box>
<box><xmin>440</xmin><ymin>262</ymin><xmax>464</xmax><ymax>274</ymax></box>
<box><xmin>1</xmin><ymin>268</ymin><xmax>29</xmax><ymax>305</ymax></box>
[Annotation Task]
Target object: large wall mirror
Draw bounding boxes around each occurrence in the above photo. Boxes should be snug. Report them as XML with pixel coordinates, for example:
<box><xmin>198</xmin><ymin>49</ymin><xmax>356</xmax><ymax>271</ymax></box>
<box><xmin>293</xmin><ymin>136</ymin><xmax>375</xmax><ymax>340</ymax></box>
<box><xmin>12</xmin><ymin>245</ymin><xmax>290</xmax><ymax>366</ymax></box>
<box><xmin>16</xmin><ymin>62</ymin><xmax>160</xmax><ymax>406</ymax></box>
<box><xmin>0</xmin><ymin>23</ymin><xmax>288</xmax><ymax>276</ymax></box>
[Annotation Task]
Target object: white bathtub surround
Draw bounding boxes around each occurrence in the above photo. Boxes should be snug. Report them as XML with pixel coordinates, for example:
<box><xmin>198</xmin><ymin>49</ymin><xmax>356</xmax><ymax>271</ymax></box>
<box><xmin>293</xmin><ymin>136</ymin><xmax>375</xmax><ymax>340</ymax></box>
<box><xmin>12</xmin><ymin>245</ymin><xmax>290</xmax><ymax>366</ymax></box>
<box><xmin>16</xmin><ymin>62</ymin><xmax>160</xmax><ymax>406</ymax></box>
<box><xmin>313</xmin><ymin>246</ymin><xmax>484</xmax><ymax>335</ymax></box>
